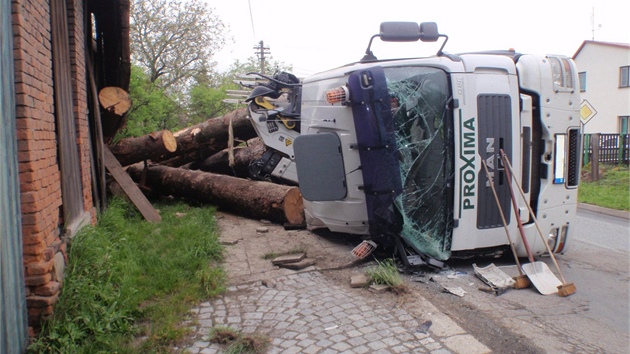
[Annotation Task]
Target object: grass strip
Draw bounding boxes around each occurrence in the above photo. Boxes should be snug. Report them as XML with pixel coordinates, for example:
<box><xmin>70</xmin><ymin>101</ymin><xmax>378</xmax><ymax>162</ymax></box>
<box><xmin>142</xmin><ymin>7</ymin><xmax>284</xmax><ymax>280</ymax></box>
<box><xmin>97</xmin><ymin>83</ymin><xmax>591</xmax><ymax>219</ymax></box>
<box><xmin>579</xmin><ymin>164</ymin><xmax>629</xmax><ymax>211</ymax></box>
<box><xmin>29</xmin><ymin>198</ymin><xmax>225</xmax><ymax>353</ymax></box>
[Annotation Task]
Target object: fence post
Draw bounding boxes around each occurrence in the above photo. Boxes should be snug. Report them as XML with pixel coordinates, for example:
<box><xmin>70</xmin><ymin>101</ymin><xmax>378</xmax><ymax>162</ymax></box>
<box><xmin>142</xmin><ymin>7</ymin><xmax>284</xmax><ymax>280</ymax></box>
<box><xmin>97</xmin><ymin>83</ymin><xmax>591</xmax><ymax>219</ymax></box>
<box><xmin>591</xmin><ymin>133</ymin><xmax>600</xmax><ymax>182</ymax></box>
<box><xmin>583</xmin><ymin>134</ymin><xmax>590</xmax><ymax>165</ymax></box>
<box><xmin>617</xmin><ymin>133</ymin><xmax>625</xmax><ymax>164</ymax></box>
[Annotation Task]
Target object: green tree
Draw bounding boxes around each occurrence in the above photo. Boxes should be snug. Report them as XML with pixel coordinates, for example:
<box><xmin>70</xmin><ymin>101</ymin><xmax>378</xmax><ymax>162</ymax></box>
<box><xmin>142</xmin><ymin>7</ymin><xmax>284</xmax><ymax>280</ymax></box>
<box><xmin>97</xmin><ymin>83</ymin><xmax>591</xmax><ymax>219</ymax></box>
<box><xmin>186</xmin><ymin>57</ymin><xmax>294</xmax><ymax>125</ymax></box>
<box><xmin>130</xmin><ymin>0</ymin><xmax>229</xmax><ymax>92</ymax></box>
<box><xmin>120</xmin><ymin>66</ymin><xmax>181</xmax><ymax>139</ymax></box>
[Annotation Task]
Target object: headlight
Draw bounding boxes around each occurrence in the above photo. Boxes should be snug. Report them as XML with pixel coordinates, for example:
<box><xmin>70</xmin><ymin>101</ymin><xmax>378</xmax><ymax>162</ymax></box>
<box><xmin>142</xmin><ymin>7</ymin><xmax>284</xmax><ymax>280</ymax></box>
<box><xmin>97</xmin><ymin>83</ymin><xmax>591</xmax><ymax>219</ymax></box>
<box><xmin>549</xmin><ymin>56</ymin><xmax>575</xmax><ymax>91</ymax></box>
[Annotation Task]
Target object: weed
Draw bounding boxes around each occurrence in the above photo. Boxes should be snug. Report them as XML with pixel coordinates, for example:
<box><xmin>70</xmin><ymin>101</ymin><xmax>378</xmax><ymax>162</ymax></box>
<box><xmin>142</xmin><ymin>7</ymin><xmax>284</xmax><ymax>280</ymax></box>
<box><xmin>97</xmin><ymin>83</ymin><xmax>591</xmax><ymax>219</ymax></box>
<box><xmin>210</xmin><ymin>326</ymin><xmax>240</xmax><ymax>344</ymax></box>
<box><xmin>367</xmin><ymin>258</ymin><xmax>408</xmax><ymax>294</ymax></box>
<box><xmin>210</xmin><ymin>326</ymin><xmax>269</xmax><ymax>353</ymax></box>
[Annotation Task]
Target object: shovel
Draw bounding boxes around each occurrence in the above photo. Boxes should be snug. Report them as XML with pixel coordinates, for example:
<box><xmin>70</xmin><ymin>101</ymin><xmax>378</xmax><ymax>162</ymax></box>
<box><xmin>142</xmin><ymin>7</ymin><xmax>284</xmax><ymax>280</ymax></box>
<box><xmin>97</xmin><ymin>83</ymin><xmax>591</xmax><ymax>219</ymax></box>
<box><xmin>500</xmin><ymin>151</ymin><xmax>563</xmax><ymax>295</ymax></box>
<box><xmin>481</xmin><ymin>160</ymin><xmax>530</xmax><ymax>289</ymax></box>
<box><xmin>501</xmin><ymin>150</ymin><xmax>576</xmax><ymax>297</ymax></box>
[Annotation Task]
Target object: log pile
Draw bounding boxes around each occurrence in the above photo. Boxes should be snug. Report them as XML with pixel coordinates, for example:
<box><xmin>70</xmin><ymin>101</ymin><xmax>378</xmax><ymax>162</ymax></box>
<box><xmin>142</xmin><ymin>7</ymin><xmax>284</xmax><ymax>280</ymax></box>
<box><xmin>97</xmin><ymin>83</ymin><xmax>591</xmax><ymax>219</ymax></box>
<box><xmin>107</xmin><ymin>108</ymin><xmax>304</xmax><ymax>225</ymax></box>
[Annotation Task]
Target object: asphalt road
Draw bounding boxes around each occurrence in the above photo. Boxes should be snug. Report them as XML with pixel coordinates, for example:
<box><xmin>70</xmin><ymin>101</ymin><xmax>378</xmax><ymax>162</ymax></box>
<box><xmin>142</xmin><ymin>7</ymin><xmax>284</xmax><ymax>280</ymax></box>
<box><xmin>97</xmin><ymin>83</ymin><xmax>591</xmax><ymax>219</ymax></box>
<box><xmin>418</xmin><ymin>208</ymin><xmax>630</xmax><ymax>353</ymax></box>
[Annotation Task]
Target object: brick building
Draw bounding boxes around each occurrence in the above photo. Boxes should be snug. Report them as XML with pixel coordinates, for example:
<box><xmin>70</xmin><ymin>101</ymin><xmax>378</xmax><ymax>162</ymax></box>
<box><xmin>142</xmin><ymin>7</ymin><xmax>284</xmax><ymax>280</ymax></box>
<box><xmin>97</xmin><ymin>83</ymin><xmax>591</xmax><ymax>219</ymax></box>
<box><xmin>1</xmin><ymin>0</ymin><xmax>130</xmax><ymax>350</ymax></box>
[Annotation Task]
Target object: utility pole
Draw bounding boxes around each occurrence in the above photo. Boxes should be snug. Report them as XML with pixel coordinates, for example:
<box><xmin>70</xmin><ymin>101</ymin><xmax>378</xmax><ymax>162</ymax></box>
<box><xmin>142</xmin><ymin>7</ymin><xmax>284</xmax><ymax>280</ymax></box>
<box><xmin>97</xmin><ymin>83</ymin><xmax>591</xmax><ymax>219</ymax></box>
<box><xmin>253</xmin><ymin>40</ymin><xmax>270</xmax><ymax>74</ymax></box>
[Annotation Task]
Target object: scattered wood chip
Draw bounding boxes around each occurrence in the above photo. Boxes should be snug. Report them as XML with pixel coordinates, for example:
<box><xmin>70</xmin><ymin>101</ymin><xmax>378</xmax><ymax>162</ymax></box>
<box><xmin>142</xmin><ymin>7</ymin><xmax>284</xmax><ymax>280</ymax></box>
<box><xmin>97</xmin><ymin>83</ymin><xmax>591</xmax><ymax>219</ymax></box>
<box><xmin>350</xmin><ymin>274</ymin><xmax>370</xmax><ymax>288</ymax></box>
<box><xmin>271</xmin><ymin>253</ymin><xmax>306</xmax><ymax>265</ymax></box>
<box><xmin>261</xmin><ymin>278</ymin><xmax>276</xmax><ymax>288</ymax></box>
<box><xmin>278</xmin><ymin>258</ymin><xmax>316</xmax><ymax>270</ymax></box>
<box><xmin>174</xmin><ymin>212</ymin><xmax>187</xmax><ymax>218</ymax></box>
<box><xmin>369</xmin><ymin>284</ymin><xmax>390</xmax><ymax>292</ymax></box>
<box><xmin>219</xmin><ymin>239</ymin><xmax>240</xmax><ymax>246</ymax></box>
<box><xmin>256</xmin><ymin>227</ymin><xmax>269</xmax><ymax>233</ymax></box>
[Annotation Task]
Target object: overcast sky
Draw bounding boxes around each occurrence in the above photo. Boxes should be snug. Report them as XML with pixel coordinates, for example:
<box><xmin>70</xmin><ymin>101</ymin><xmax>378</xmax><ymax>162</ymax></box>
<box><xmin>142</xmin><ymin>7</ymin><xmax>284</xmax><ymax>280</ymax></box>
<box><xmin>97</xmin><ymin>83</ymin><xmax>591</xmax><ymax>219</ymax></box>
<box><xmin>206</xmin><ymin>0</ymin><xmax>629</xmax><ymax>77</ymax></box>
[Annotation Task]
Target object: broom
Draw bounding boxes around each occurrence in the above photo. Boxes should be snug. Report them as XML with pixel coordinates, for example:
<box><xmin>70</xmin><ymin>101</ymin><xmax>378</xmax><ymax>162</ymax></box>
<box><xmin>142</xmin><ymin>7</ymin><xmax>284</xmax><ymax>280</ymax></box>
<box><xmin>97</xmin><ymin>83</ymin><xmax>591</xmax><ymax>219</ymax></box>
<box><xmin>481</xmin><ymin>160</ymin><xmax>530</xmax><ymax>289</ymax></box>
<box><xmin>500</xmin><ymin>150</ymin><xmax>576</xmax><ymax>297</ymax></box>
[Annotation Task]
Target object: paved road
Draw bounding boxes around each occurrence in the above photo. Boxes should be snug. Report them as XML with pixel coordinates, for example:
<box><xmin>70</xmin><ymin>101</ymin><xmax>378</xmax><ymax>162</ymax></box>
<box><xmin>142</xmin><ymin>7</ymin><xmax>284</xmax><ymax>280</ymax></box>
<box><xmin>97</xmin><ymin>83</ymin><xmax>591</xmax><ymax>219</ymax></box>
<box><xmin>427</xmin><ymin>207</ymin><xmax>629</xmax><ymax>353</ymax></box>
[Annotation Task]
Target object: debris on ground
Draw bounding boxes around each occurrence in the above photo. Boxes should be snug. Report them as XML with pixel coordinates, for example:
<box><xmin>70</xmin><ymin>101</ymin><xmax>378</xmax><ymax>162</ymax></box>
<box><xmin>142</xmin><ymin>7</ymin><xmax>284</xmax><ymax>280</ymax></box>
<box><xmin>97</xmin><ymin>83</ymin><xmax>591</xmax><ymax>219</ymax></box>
<box><xmin>271</xmin><ymin>253</ymin><xmax>306</xmax><ymax>265</ymax></box>
<box><xmin>473</xmin><ymin>263</ymin><xmax>515</xmax><ymax>294</ymax></box>
<box><xmin>417</xmin><ymin>320</ymin><xmax>433</xmax><ymax>334</ymax></box>
<box><xmin>350</xmin><ymin>274</ymin><xmax>370</xmax><ymax>288</ymax></box>
<box><xmin>369</xmin><ymin>284</ymin><xmax>391</xmax><ymax>292</ymax></box>
<box><xmin>442</xmin><ymin>285</ymin><xmax>466</xmax><ymax>297</ymax></box>
<box><xmin>278</xmin><ymin>258</ymin><xmax>316</xmax><ymax>270</ymax></box>
<box><xmin>261</xmin><ymin>278</ymin><xmax>276</xmax><ymax>288</ymax></box>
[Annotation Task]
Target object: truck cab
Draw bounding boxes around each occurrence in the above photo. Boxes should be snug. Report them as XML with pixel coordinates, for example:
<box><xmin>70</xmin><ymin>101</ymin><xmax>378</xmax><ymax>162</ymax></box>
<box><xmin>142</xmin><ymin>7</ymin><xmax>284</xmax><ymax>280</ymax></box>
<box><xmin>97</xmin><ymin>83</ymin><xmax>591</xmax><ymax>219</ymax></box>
<box><xmin>245</xmin><ymin>22</ymin><xmax>581</xmax><ymax>264</ymax></box>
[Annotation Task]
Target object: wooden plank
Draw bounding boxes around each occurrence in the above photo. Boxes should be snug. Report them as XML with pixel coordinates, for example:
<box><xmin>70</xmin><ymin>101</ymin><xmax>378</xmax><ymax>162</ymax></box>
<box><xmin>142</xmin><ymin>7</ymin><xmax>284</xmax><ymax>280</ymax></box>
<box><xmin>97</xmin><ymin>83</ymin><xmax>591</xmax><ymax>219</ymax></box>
<box><xmin>103</xmin><ymin>147</ymin><xmax>161</xmax><ymax>223</ymax></box>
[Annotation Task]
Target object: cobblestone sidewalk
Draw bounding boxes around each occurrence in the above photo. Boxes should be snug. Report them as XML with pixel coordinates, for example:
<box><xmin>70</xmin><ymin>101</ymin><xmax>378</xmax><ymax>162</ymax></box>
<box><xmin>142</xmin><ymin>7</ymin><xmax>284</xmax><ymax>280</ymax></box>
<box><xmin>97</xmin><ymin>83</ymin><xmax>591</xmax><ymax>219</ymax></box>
<box><xmin>176</xmin><ymin>212</ymin><xmax>490</xmax><ymax>354</ymax></box>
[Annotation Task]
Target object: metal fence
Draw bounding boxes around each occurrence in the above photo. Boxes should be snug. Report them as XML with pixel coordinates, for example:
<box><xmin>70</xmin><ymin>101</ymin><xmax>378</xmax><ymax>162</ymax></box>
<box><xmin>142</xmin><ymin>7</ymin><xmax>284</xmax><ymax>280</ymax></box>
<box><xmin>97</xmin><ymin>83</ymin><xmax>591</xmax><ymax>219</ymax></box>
<box><xmin>583</xmin><ymin>133</ymin><xmax>630</xmax><ymax>165</ymax></box>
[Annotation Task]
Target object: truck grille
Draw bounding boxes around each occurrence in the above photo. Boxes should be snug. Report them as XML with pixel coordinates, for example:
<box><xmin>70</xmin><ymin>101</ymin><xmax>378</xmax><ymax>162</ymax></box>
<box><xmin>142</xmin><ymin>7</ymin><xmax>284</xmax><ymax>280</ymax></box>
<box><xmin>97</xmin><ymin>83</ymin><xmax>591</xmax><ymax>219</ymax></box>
<box><xmin>567</xmin><ymin>128</ymin><xmax>581</xmax><ymax>187</ymax></box>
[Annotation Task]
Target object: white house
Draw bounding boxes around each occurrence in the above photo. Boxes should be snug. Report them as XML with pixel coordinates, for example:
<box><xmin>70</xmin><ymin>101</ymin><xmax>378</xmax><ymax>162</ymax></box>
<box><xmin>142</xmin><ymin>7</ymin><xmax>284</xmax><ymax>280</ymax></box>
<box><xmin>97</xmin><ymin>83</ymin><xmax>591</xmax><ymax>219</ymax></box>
<box><xmin>573</xmin><ymin>41</ymin><xmax>630</xmax><ymax>134</ymax></box>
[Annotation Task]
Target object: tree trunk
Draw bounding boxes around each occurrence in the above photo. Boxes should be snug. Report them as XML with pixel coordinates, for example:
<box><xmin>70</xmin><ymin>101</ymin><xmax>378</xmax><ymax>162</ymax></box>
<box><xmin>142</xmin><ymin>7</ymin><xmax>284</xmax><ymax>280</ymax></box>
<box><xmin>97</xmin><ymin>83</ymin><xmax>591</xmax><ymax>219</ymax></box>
<box><xmin>127</xmin><ymin>164</ymin><xmax>304</xmax><ymax>225</ymax></box>
<box><xmin>109</xmin><ymin>129</ymin><xmax>177</xmax><ymax>166</ymax></box>
<box><xmin>191</xmin><ymin>138</ymin><xmax>265</xmax><ymax>177</ymax></box>
<box><xmin>158</xmin><ymin>108</ymin><xmax>258</xmax><ymax>164</ymax></box>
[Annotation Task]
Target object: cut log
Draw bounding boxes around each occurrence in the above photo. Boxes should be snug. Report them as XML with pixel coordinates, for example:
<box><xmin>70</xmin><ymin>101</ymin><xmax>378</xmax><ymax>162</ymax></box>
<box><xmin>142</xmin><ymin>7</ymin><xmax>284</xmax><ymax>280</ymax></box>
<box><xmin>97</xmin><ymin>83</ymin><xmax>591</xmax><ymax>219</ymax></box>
<box><xmin>99</xmin><ymin>87</ymin><xmax>132</xmax><ymax>145</ymax></box>
<box><xmin>99</xmin><ymin>86</ymin><xmax>131</xmax><ymax>115</ymax></box>
<box><xmin>109</xmin><ymin>130</ymin><xmax>177</xmax><ymax>166</ymax></box>
<box><xmin>192</xmin><ymin>138</ymin><xmax>265</xmax><ymax>177</ymax></box>
<box><xmin>127</xmin><ymin>164</ymin><xmax>304</xmax><ymax>225</ymax></box>
<box><xmin>158</xmin><ymin>108</ymin><xmax>257</xmax><ymax>164</ymax></box>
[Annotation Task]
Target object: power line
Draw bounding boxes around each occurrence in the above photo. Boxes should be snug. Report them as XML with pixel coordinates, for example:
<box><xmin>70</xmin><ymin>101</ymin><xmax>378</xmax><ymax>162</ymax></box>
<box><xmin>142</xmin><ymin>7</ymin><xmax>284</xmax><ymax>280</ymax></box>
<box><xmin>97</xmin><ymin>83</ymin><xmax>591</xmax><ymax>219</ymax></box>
<box><xmin>248</xmin><ymin>0</ymin><xmax>256</xmax><ymax>39</ymax></box>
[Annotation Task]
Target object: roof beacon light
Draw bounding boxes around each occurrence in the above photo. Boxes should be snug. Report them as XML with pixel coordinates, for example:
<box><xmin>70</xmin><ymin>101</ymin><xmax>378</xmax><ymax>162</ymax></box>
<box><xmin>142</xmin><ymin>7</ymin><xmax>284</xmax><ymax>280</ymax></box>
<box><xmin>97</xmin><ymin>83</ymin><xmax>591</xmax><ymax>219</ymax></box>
<box><xmin>325</xmin><ymin>85</ymin><xmax>350</xmax><ymax>105</ymax></box>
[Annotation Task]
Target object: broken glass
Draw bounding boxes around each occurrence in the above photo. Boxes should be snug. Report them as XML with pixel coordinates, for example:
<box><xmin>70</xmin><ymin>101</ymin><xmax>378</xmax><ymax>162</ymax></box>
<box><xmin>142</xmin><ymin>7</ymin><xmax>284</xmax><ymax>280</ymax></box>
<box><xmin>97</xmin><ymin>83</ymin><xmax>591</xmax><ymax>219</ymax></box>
<box><xmin>385</xmin><ymin>67</ymin><xmax>454</xmax><ymax>261</ymax></box>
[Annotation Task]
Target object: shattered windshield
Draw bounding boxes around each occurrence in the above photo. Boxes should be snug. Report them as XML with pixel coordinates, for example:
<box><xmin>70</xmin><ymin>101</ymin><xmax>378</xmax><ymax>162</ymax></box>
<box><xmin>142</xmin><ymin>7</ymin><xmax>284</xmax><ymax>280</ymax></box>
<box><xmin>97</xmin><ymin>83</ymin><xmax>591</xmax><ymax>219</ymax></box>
<box><xmin>386</xmin><ymin>67</ymin><xmax>454</xmax><ymax>261</ymax></box>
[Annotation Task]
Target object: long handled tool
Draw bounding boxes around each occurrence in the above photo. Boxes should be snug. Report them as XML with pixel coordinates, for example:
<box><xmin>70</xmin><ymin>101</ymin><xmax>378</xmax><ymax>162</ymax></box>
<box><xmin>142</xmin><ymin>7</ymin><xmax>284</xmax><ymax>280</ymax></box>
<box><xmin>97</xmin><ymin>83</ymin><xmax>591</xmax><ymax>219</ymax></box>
<box><xmin>500</xmin><ymin>151</ymin><xmax>563</xmax><ymax>295</ymax></box>
<box><xmin>481</xmin><ymin>160</ymin><xmax>530</xmax><ymax>289</ymax></box>
<box><xmin>500</xmin><ymin>150</ymin><xmax>576</xmax><ymax>297</ymax></box>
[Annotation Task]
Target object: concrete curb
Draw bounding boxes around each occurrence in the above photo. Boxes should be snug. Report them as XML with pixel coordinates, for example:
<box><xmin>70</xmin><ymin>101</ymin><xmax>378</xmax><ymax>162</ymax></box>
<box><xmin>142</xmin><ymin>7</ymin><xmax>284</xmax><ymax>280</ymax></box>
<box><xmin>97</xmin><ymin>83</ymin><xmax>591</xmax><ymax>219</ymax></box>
<box><xmin>577</xmin><ymin>203</ymin><xmax>630</xmax><ymax>220</ymax></box>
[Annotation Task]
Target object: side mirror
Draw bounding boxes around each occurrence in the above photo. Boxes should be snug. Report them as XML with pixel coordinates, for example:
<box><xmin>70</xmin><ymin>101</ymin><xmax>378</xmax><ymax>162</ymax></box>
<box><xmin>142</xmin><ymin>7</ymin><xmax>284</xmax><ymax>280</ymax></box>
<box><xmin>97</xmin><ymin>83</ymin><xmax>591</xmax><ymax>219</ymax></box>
<box><xmin>419</xmin><ymin>22</ymin><xmax>439</xmax><ymax>42</ymax></box>
<box><xmin>360</xmin><ymin>21</ymin><xmax>448</xmax><ymax>62</ymax></box>
<box><xmin>380</xmin><ymin>22</ymin><xmax>421</xmax><ymax>42</ymax></box>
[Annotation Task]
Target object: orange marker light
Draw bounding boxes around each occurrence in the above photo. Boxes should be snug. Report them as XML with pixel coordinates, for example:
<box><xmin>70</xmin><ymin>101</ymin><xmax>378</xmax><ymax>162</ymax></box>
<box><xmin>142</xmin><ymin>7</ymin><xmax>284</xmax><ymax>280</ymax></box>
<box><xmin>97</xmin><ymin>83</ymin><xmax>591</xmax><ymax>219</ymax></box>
<box><xmin>325</xmin><ymin>86</ymin><xmax>349</xmax><ymax>104</ymax></box>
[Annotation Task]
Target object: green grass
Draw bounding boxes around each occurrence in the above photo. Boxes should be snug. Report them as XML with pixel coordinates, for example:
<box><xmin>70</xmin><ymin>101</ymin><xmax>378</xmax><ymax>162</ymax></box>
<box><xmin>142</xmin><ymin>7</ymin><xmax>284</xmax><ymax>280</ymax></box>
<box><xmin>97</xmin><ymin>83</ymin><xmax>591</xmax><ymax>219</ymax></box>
<box><xmin>366</xmin><ymin>258</ymin><xmax>407</xmax><ymax>294</ymax></box>
<box><xmin>579</xmin><ymin>164</ymin><xmax>630</xmax><ymax>211</ymax></box>
<box><xmin>28</xmin><ymin>197</ymin><xmax>225</xmax><ymax>353</ymax></box>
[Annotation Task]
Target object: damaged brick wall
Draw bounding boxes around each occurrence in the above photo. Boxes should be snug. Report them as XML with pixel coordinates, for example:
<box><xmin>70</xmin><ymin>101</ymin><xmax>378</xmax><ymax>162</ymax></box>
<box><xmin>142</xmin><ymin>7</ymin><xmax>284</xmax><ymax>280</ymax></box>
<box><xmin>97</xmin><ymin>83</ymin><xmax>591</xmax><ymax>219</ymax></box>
<box><xmin>11</xmin><ymin>0</ymin><xmax>95</xmax><ymax>333</ymax></box>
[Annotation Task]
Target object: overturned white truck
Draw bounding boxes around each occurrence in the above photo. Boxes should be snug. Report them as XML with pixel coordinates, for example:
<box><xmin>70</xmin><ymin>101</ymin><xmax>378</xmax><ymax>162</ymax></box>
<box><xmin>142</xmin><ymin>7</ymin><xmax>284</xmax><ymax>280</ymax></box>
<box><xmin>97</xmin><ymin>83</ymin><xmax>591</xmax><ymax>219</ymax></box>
<box><xmin>244</xmin><ymin>22</ymin><xmax>581</xmax><ymax>267</ymax></box>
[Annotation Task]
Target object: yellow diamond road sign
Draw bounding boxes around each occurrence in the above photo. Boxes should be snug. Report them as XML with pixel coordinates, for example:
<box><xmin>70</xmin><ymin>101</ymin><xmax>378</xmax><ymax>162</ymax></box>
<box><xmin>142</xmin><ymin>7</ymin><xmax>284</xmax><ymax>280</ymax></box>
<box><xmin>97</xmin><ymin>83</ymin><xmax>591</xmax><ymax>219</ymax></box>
<box><xmin>580</xmin><ymin>99</ymin><xmax>597</xmax><ymax>125</ymax></box>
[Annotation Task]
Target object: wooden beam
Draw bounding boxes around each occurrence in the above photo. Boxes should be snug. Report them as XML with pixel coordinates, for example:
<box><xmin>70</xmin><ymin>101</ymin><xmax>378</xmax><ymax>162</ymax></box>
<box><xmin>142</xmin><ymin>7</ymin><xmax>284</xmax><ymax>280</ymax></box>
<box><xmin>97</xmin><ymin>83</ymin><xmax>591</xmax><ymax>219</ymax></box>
<box><xmin>103</xmin><ymin>146</ymin><xmax>161</xmax><ymax>223</ymax></box>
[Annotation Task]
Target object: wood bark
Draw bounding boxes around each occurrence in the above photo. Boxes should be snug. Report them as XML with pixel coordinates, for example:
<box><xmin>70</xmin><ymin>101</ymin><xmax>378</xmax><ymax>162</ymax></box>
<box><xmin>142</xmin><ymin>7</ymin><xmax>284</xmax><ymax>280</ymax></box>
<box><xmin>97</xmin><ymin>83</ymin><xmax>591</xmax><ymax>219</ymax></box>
<box><xmin>127</xmin><ymin>164</ymin><xmax>304</xmax><ymax>225</ymax></box>
<box><xmin>109</xmin><ymin>129</ymin><xmax>177</xmax><ymax>166</ymax></box>
<box><xmin>191</xmin><ymin>138</ymin><xmax>265</xmax><ymax>177</ymax></box>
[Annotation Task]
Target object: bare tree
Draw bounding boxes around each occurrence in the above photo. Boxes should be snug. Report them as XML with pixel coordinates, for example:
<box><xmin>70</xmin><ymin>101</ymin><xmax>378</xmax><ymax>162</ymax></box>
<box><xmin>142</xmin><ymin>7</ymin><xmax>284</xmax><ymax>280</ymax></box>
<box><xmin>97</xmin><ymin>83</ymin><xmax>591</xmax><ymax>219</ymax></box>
<box><xmin>130</xmin><ymin>0</ymin><xmax>229</xmax><ymax>91</ymax></box>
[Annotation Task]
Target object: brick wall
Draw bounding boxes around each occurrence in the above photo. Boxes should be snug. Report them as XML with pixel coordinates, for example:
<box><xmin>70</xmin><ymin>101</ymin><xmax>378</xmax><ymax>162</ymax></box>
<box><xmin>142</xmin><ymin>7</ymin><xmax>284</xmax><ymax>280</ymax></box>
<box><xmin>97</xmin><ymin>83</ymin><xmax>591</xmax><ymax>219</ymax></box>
<box><xmin>11</xmin><ymin>0</ymin><xmax>94</xmax><ymax>332</ymax></box>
